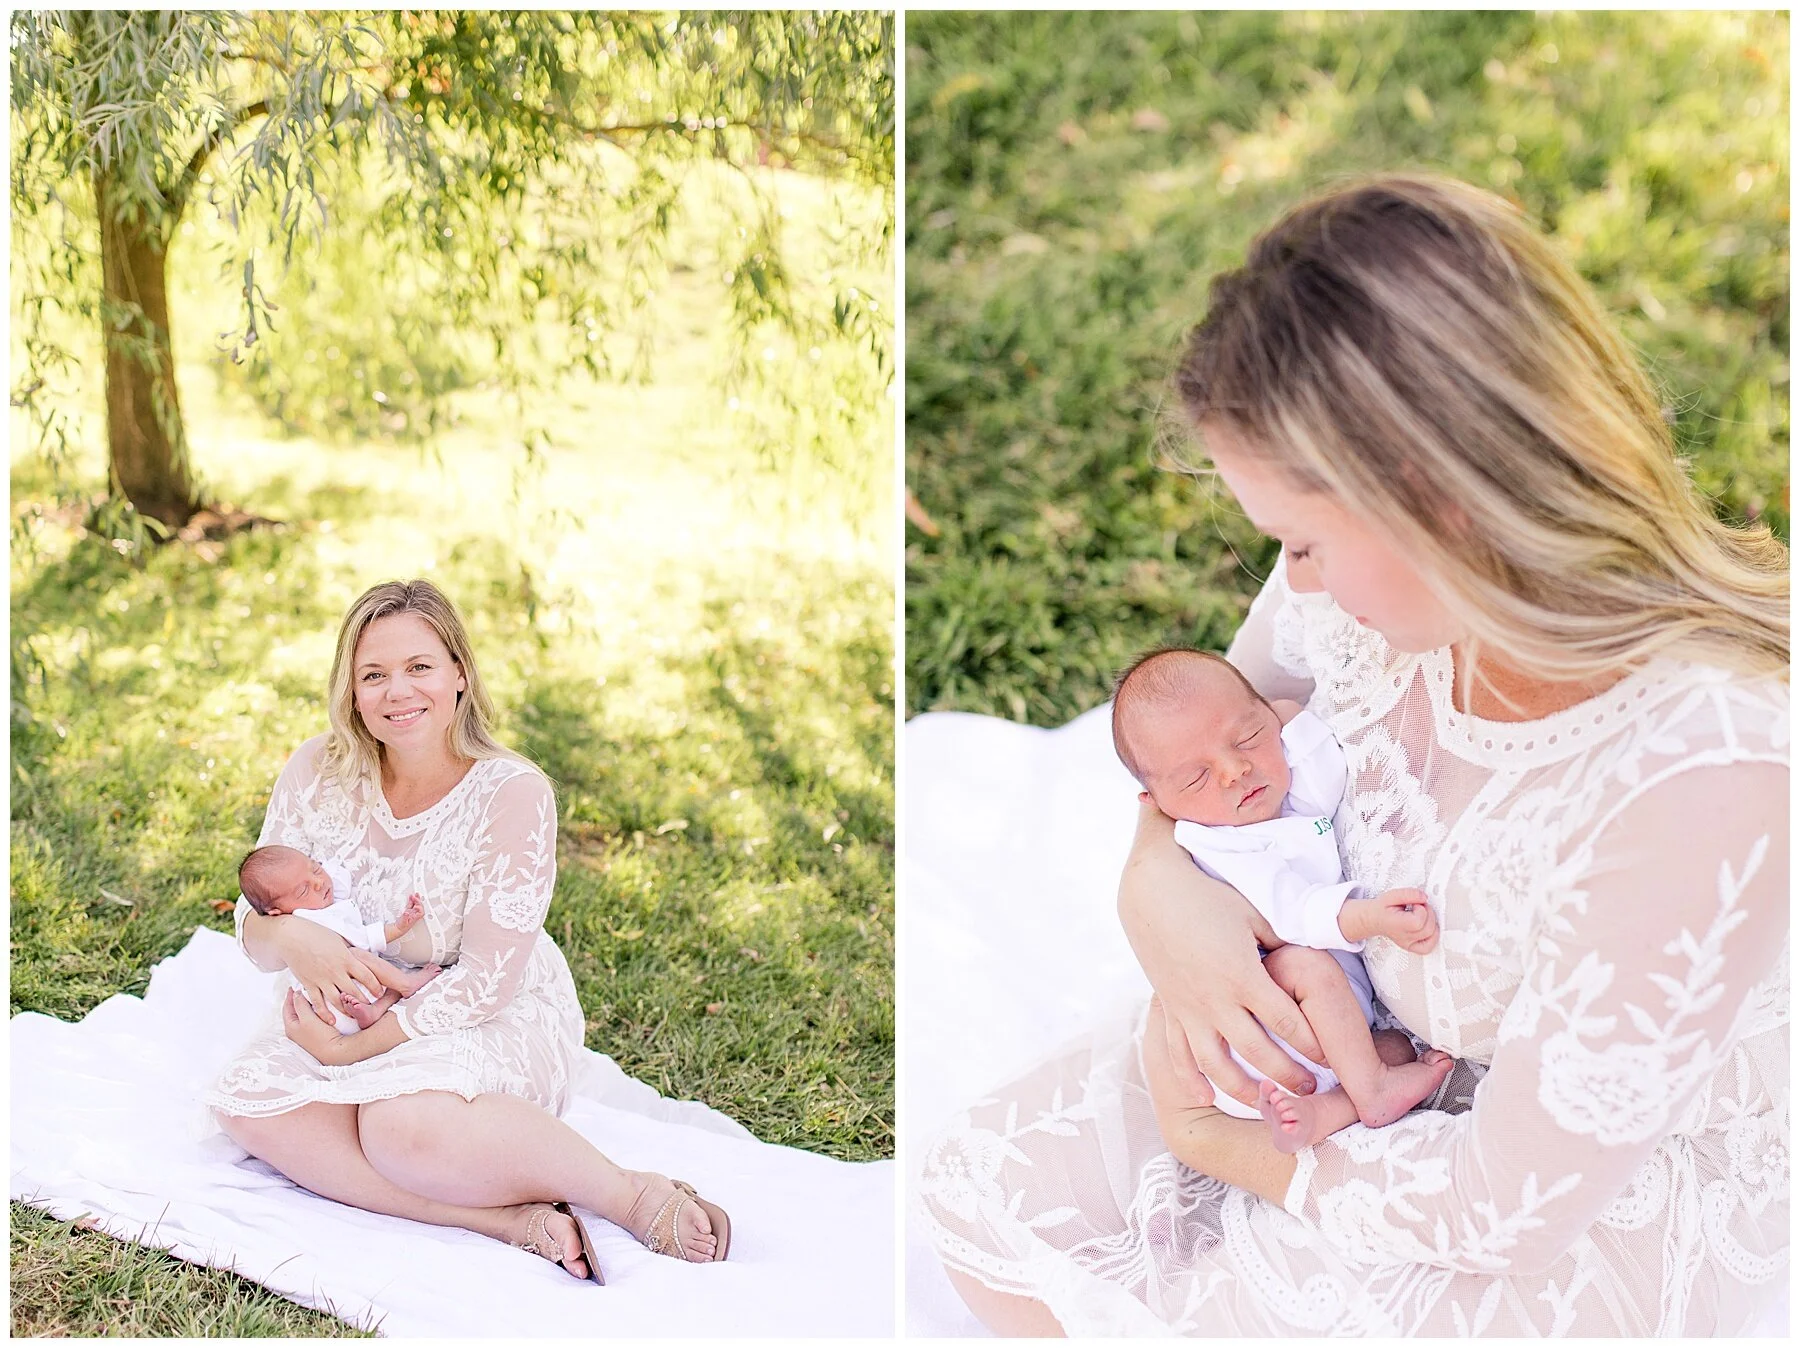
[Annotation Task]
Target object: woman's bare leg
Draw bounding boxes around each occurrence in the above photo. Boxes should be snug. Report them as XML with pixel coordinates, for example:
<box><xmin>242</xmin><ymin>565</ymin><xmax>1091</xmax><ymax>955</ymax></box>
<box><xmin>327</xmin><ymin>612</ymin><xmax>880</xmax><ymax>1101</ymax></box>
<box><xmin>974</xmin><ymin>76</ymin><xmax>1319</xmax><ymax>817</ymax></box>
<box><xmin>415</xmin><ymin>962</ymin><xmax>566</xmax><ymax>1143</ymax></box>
<box><xmin>357</xmin><ymin>1091</ymin><xmax>718</xmax><ymax>1261</ymax></box>
<box><xmin>945</xmin><ymin>1268</ymin><xmax>1067</xmax><ymax>1337</ymax></box>
<box><xmin>216</xmin><ymin>1103</ymin><xmax>515</xmax><ymax>1244</ymax></box>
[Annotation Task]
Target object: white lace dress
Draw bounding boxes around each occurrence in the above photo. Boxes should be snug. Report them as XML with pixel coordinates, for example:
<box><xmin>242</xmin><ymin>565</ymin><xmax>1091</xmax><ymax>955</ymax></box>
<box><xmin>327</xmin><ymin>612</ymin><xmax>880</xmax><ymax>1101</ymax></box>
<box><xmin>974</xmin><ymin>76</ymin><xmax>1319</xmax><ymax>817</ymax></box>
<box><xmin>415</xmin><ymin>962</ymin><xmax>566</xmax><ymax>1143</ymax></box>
<box><xmin>204</xmin><ymin>736</ymin><xmax>586</xmax><ymax>1119</ymax></box>
<box><xmin>919</xmin><ymin>561</ymin><xmax>1789</xmax><ymax>1335</ymax></box>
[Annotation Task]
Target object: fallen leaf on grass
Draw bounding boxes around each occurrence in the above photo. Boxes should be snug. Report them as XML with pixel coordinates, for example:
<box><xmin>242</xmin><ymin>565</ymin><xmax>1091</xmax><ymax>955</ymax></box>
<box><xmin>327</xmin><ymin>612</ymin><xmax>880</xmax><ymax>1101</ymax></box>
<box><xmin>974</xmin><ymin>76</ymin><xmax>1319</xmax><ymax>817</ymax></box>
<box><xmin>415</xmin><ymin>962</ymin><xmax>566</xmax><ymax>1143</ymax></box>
<box><xmin>211</xmin><ymin>899</ymin><xmax>235</xmax><ymax>913</ymax></box>
<box><xmin>99</xmin><ymin>888</ymin><xmax>133</xmax><ymax>907</ymax></box>
<box><xmin>905</xmin><ymin>489</ymin><xmax>940</xmax><ymax>537</ymax></box>
<box><xmin>1131</xmin><ymin>107</ymin><xmax>1171</xmax><ymax>133</ymax></box>
<box><xmin>705</xmin><ymin>1002</ymin><xmax>724</xmax><ymax>1015</ymax></box>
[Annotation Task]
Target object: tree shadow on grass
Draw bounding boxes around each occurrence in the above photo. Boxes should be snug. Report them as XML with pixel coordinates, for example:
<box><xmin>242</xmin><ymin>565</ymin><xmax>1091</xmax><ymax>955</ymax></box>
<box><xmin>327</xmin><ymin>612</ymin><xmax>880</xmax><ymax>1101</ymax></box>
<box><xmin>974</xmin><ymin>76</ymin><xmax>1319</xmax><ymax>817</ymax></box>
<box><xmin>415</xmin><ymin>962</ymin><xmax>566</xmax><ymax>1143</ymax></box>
<box><xmin>9</xmin><ymin>482</ymin><xmax>376</xmax><ymax>1018</ymax></box>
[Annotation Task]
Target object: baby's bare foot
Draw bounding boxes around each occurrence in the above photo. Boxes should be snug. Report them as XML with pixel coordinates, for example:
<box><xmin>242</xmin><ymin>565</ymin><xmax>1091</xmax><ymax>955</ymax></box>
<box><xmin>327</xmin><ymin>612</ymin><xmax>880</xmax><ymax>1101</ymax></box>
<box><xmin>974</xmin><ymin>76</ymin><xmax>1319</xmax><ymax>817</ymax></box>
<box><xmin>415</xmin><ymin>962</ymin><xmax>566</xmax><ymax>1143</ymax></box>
<box><xmin>338</xmin><ymin>990</ymin><xmax>392</xmax><ymax>1030</ymax></box>
<box><xmin>1259</xmin><ymin>1078</ymin><xmax>1338</xmax><ymax>1153</ymax></box>
<box><xmin>1355</xmin><ymin>1048</ymin><xmax>1454</xmax><ymax>1128</ymax></box>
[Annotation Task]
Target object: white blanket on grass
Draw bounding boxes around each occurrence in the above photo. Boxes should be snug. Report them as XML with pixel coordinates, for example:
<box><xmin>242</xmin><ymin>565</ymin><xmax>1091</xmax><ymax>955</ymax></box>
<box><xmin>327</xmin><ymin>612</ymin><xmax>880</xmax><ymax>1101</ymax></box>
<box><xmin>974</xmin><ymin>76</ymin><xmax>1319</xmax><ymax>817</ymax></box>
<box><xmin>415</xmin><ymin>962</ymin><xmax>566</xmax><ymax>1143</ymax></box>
<box><xmin>11</xmin><ymin>927</ymin><xmax>893</xmax><ymax>1337</ymax></box>
<box><xmin>899</xmin><ymin>703</ymin><xmax>1788</xmax><ymax>1338</ymax></box>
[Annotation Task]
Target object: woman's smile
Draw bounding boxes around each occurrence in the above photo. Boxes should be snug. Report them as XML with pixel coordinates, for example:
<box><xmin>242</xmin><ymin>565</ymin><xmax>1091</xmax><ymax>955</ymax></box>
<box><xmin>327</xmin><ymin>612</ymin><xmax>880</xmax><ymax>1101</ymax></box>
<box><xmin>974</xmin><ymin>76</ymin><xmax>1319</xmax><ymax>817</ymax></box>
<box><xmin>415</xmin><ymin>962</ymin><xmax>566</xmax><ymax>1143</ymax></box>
<box><xmin>352</xmin><ymin>612</ymin><xmax>467</xmax><ymax>752</ymax></box>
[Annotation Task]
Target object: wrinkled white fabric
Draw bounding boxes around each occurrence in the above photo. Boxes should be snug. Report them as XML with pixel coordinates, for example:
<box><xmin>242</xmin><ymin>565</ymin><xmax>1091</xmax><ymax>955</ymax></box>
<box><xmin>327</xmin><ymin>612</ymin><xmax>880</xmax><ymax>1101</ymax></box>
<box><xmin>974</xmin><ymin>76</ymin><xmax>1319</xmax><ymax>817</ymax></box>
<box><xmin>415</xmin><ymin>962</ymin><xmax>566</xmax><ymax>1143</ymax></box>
<box><xmin>916</xmin><ymin>559</ymin><xmax>1789</xmax><ymax>1336</ymax></box>
<box><xmin>12</xmin><ymin>929</ymin><xmax>894</xmax><ymax>1337</ymax></box>
<box><xmin>204</xmin><ymin>738</ymin><xmax>585</xmax><ymax>1118</ymax></box>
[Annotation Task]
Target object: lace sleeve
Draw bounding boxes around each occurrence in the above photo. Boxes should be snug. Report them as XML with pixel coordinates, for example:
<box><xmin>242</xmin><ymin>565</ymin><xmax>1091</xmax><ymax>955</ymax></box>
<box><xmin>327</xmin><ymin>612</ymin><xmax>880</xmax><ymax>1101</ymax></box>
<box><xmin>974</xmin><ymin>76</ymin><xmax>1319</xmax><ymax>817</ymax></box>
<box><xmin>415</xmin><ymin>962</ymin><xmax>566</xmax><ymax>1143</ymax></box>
<box><xmin>1225</xmin><ymin>555</ymin><xmax>1315</xmax><ymax>704</ymax></box>
<box><xmin>1286</xmin><ymin>756</ymin><xmax>1788</xmax><ymax>1275</ymax></box>
<box><xmin>232</xmin><ymin>735</ymin><xmax>328</xmax><ymax>968</ymax></box>
<box><xmin>391</xmin><ymin>767</ymin><xmax>557</xmax><ymax>1038</ymax></box>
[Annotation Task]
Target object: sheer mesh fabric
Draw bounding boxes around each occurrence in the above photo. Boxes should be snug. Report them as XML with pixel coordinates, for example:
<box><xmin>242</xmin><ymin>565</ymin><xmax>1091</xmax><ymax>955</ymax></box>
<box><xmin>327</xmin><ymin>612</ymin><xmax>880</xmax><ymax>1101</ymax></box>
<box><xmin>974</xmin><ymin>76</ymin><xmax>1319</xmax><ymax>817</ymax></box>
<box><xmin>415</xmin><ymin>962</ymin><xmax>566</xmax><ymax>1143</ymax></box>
<box><xmin>919</xmin><ymin>561</ymin><xmax>1788</xmax><ymax>1335</ymax></box>
<box><xmin>204</xmin><ymin>737</ymin><xmax>585</xmax><ymax>1118</ymax></box>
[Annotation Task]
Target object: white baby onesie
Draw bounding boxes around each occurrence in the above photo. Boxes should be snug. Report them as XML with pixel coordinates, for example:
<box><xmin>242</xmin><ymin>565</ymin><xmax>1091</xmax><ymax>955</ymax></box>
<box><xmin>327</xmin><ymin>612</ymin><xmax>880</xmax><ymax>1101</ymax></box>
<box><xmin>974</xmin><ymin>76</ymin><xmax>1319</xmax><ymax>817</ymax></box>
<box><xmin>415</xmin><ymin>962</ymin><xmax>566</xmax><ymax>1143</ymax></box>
<box><xmin>288</xmin><ymin>859</ymin><xmax>387</xmax><ymax>1034</ymax></box>
<box><xmin>1171</xmin><ymin>709</ymin><xmax>1377</xmax><ymax>1120</ymax></box>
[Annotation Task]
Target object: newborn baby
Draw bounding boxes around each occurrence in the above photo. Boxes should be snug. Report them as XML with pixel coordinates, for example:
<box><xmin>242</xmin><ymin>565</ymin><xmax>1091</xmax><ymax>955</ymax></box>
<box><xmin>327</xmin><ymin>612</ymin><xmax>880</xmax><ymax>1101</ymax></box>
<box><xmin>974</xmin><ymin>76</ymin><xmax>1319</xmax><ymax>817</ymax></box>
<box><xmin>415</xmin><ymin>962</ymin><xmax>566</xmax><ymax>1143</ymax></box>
<box><xmin>237</xmin><ymin>845</ymin><xmax>440</xmax><ymax>1033</ymax></box>
<box><xmin>1111</xmin><ymin>647</ymin><xmax>1451</xmax><ymax>1151</ymax></box>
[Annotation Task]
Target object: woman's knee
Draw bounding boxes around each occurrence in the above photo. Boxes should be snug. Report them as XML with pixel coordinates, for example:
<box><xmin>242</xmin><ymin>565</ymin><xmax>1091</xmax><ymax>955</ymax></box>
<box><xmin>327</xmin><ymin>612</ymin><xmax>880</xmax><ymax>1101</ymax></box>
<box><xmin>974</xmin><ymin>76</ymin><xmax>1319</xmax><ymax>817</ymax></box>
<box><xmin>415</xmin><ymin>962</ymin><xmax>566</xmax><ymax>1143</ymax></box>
<box><xmin>215</xmin><ymin>1107</ymin><xmax>271</xmax><ymax>1155</ymax></box>
<box><xmin>357</xmin><ymin>1092</ymin><xmax>470</xmax><ymax>1172</ymax></box>
<box><xmin>216</xmin><ymin>1101</ymin><xmax>350</xmax><ymax>1168</ymax></box>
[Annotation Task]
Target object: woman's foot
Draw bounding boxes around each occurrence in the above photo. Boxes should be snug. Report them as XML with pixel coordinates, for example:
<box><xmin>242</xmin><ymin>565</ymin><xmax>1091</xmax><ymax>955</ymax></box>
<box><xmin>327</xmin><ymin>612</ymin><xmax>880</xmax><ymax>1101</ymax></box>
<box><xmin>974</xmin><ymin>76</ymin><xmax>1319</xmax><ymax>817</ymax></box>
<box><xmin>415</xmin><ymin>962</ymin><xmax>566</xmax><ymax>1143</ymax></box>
<box><xmin>621</xmin><ymin>1172</ymin><xmax>720</xmax><ymax>1262</ymax></box>
<box><xmin>506</xmin><ymin>1202</ymin><xmax>592</xmax><ymax>1280</ymax></box>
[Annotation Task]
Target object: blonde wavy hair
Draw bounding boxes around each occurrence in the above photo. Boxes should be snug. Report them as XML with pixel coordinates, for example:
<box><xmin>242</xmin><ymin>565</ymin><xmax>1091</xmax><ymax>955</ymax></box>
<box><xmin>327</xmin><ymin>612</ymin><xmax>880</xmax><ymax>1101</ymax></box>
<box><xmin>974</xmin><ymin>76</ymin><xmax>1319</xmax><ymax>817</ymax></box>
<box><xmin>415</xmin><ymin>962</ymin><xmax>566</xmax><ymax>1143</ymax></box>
<box><xmin>318</xmin><ymin>579</ymin><xmax>524</xmax><ymax>792</ymax></box>
<box><xmin>1172</xmin><ymin>173</ymin><xmax>1789</xmax><ymax>696</ymax></box>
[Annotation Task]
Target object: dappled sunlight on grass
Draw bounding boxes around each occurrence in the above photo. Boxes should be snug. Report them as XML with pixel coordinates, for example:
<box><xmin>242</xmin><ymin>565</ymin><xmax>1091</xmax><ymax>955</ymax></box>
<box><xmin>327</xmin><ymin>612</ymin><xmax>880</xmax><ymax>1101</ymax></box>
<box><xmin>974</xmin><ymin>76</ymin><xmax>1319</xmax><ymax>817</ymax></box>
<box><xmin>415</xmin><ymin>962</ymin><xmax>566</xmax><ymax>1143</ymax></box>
<box><xmin>907</xmin><ymin>10</ymin><xmax>1787</xmax><ymax>723</ymax></box>
<box><xmin>12</xmin><ymin>182</ymin><xmax>894</xmax><ymax>1161</ymax></box>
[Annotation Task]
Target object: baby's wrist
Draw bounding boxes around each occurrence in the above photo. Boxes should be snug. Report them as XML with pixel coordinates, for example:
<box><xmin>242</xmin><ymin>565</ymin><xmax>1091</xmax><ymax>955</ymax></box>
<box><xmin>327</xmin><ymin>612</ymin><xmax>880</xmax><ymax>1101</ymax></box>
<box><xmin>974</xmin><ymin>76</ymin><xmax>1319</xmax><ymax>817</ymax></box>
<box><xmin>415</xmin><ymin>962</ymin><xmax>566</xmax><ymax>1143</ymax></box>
<box><xmin>1336</xmin><ymin>897</ymin><xmax>1373</xmax><ymax>943</ymax></box>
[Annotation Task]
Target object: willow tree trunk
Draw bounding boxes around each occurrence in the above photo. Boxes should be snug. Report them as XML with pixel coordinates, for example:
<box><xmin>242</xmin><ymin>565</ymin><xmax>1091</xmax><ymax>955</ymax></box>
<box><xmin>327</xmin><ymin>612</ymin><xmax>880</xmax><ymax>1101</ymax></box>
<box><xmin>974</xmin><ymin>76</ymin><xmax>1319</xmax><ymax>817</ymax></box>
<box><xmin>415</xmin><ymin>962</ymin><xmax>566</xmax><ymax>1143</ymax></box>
<box><xmin>94</xmin><ymin>167</ymin><xmax>199</xmax><ymax>531</ymax></box>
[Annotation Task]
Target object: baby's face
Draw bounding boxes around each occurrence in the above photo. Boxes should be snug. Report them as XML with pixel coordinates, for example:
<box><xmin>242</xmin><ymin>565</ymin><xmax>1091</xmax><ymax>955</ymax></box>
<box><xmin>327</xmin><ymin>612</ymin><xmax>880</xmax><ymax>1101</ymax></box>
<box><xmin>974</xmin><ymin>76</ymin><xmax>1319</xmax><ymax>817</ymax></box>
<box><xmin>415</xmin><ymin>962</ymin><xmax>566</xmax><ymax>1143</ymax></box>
<box><xmin>258</xmin><ymin>848</ymin><xmax>336</xmax><ymax>913</ymax></box>
<box><xmin>1135</xmin><ymin>687</ymin><xmax>1291</xmax><ymax>827</ymax></box>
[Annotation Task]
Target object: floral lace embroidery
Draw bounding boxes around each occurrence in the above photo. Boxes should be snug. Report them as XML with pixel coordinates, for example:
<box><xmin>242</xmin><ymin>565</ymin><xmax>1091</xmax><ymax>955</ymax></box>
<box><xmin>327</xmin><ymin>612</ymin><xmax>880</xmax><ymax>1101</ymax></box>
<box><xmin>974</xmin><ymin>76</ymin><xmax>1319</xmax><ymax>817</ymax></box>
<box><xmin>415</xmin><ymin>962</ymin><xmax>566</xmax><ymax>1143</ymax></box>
<box><xmin>207</xmin><ymin>740</ymin><xmax>583</xmax><ymax>1120</ymax></box>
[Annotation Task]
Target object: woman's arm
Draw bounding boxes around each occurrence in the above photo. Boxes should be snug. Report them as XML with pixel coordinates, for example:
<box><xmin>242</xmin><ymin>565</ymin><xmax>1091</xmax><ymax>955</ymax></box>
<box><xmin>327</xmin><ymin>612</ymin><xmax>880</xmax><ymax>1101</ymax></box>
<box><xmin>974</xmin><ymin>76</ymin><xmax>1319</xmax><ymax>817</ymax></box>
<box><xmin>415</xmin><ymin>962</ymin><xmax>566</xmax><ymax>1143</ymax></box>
<box><xmin>1279</xmin><ymin>759</ymin><xmax>1787</xmax><ymax>1274</ymax></box>
<box><xmin>282</xmin><ymin>988</ymin><xmax>408</xmax><ymax>1065</ymax></box>
<box><xmin>1142</xmin><ymin>997</ymin><xmax>1297</xmax><ymax>1204</ymax></box>
<box><xmin>389</xmin><ymin>767</ymin><xmax>557</xmax><ymax>1038</ymax></box>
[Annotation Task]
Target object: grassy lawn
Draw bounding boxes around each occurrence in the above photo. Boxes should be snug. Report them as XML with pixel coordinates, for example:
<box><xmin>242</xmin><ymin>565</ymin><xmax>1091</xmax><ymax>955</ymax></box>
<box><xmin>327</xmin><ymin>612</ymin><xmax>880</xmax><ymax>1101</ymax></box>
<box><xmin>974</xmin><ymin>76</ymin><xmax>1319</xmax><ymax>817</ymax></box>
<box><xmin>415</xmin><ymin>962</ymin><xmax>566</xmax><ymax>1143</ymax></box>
<box><xmin>905</xmin><ymin>10</ymin><xmax>1788</xmax><ymax>724</ymax></box>
<box><xmin>10</xmin><ymin>171</ymin><xmax>892</xmax><ymax>1332</ymax></box>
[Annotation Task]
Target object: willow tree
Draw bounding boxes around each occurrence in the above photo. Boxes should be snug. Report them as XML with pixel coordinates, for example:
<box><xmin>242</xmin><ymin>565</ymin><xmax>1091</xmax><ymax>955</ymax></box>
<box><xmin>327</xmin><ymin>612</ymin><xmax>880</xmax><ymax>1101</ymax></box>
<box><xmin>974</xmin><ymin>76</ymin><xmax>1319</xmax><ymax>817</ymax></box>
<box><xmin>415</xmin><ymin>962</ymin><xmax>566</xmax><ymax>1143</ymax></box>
<box><xmin>10</xmin><ymin>10</ymin><xmax>894</xmax><ymax>530</ymax></box>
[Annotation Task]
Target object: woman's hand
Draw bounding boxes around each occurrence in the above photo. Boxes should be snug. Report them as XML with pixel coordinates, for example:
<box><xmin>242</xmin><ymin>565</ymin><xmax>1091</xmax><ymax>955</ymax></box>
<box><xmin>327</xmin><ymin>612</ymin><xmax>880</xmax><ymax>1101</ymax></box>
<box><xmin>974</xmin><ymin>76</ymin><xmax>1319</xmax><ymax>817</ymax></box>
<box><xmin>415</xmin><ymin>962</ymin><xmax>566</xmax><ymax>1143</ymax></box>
<box><xmin>281</xmin><ymin>988</ymin><xmax>408</xmax><ymax>1065</ymax></box>
<box><xmin>282</xmin><ymin>988</ymin><xmax>350</xmax><ymax>1065</ymax></box>
<box><xmin>1118</xmin><ymin>797</ymin><xmax>1325</xmax><ymax>1110</ymax></box>
<box><xmin>1142</xmin><ymin>998</ymin><xmax>1295</xmax><ymax>1204</ymax></box>
<box><xmin>247</xmin><ymin>912</ymin><xmax>392</xmax><ymax>1026</ymax></box>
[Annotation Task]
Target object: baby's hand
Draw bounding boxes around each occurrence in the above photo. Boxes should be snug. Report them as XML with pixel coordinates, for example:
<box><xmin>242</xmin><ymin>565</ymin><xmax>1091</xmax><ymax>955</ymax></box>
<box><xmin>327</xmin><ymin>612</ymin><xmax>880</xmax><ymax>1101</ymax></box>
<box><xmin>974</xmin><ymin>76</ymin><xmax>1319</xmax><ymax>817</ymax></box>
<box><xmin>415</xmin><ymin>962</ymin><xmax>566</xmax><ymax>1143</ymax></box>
<box><xmin>1369</xmin><ymin>887</ymin><xmax>1438</xmax><ymax>954</ymax></box>
<box><xmin>396</xmin><ymin>892</ymin><xmax>425</xmax><ymax>933</ymax></box>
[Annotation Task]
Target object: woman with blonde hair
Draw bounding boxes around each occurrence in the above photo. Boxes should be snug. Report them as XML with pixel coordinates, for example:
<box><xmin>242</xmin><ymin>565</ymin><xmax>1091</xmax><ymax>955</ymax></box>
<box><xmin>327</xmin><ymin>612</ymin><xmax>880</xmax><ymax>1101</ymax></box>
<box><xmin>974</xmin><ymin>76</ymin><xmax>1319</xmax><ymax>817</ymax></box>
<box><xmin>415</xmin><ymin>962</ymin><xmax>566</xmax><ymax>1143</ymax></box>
<box><xmin>206</xmin><ymin>579</ymin><xmax>730</xmax><ymax>1282</ymax></box>
<box><xmin>921</xmin><ymin>175</ymin><xmax>1787</xmax><ymax>1334</ymax></box>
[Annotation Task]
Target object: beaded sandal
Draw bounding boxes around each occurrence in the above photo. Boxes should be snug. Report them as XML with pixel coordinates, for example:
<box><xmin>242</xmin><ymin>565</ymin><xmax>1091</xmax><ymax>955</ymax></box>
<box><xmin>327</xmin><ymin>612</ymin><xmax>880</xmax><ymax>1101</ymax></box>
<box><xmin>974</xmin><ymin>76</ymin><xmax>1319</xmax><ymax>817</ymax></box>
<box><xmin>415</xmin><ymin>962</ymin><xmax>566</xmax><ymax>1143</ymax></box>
<box><xmin>515</xmin><ymin>1200</ymin><xmax>605</xmax><ymax>1285</ymax></box>
<box><xmin>643</xmin><ymin>1179</ymin><xmax>732</xmax><ymax>1263</ymax></box>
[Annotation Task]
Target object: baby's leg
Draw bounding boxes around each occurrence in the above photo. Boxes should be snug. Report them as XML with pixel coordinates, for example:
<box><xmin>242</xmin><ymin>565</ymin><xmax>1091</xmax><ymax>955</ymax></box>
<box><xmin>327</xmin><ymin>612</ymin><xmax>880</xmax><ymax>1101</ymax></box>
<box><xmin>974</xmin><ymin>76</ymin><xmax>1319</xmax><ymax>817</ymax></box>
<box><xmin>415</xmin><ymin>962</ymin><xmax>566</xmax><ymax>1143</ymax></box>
<box><xmin>365</xmin><ymin>956</ymin><xmax>442</xmax><ymax>998</ymax></box>
<box><xmin>1256</xmin><ymin>946</ymin><xmax>1452</xmax><ymax>1151</ymax></box>
<box><xmin>338</xmin><ymin>960</ymin><xmax>441</xmax><ymax>1029</ymax></box>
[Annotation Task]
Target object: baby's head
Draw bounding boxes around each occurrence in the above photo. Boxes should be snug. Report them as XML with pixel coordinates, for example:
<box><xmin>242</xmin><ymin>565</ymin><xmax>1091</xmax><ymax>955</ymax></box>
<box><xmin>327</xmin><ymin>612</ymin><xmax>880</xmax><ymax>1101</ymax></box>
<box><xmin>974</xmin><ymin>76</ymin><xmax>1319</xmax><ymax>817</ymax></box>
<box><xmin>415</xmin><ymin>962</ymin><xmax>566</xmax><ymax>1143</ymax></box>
<box><xmin>238</xmin><ymin>844</ymin><xmax>335</xmax><ymax>916</ymax></box>
<box><xmin>1111</xmin><ymin>648</ymin><xmax>1290</xmax><ymax>826</ymax></box>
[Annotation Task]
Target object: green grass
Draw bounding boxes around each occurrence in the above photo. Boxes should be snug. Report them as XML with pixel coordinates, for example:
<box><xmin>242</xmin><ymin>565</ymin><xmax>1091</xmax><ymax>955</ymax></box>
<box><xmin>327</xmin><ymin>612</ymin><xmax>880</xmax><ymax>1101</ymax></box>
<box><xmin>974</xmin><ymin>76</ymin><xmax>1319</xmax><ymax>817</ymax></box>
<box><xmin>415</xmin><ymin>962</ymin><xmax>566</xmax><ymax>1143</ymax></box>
<box><xmin>10</xmin><ymin>1206</ymin><xmax>375</xmax><ymax>1337</ymax></box>
<box><xmin>905</xmin><ymin>10</ymin><xmax>1789</xmax><ymax>724</ymax></box>
<box><xmin>11</xmin><ymin>171</ymin><xmax>892</xmax><ymax>1331</ymax></box>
